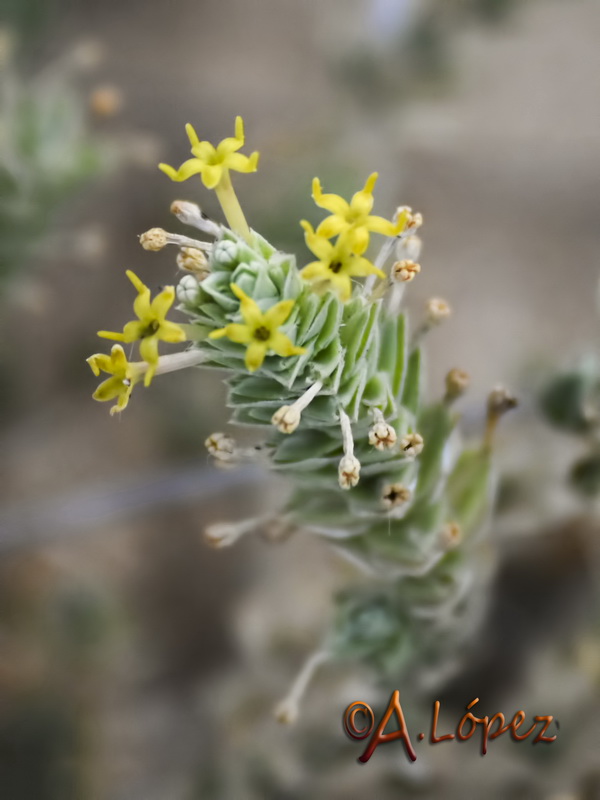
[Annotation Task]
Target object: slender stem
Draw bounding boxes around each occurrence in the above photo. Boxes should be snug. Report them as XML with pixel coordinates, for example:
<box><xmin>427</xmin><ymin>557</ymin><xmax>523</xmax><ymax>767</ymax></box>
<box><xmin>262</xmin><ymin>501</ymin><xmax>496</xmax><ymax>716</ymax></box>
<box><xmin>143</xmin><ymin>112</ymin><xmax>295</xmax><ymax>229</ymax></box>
<box><xmin>292</xmin><ymin>380</ymin><xmax>324</xmax><ymax>412</ymax></box>
<box><xmin>215</xmin><ymin>170</ymin><xmax>252</xmax><ymax>243</ymax></box>
<box><xmin>154</xmin><ymin>349</ymin><xmax>207</xmax><ymax>375</ymax></box>
<box><xmin>364</xmin><ymin>236</ymin><xmax>395</xmax><ymax>295</ymax></box>
<box><xmin>339</xmin><ymin>408</ymin><xmax>355</xmax><ymax>458</ymax></box>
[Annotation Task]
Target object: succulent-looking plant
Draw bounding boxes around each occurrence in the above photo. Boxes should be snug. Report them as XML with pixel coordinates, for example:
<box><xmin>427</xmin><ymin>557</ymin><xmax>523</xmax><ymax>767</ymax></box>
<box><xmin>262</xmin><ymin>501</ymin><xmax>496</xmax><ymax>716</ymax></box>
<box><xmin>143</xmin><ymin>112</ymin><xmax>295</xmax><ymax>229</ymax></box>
<box><xmin>87</xmin><ymin>117</ymin><xmax>515</xmax><ymax>721</ymax></box>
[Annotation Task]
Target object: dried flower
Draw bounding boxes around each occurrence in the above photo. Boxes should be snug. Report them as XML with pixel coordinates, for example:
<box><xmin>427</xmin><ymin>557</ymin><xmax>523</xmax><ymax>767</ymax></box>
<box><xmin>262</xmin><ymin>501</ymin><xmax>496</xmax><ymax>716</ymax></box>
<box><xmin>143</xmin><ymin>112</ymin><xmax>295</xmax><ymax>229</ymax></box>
<box><xmin>381</xmin><ymin>483</ymin><xmax>412</xmax><ymax>509</ymax></box>
<box><xmin>392</xmin><ymin>259</ymin><xmax>421</xmax><ymax>283</ymax></box>
<box><xmin>400</xmin><ymin>432</ymin><xmax>424</xmax><ymax>458</ymax></box>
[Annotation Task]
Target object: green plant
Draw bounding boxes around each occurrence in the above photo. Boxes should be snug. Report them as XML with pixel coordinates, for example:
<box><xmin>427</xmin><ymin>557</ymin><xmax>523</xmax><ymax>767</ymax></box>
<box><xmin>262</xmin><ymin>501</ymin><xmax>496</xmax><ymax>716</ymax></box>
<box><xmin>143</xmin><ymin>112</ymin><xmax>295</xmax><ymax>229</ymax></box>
<box><xmin>87</xmin><ymin>117</ymin><xmax>514</xmax><ymax>719</ymax></box>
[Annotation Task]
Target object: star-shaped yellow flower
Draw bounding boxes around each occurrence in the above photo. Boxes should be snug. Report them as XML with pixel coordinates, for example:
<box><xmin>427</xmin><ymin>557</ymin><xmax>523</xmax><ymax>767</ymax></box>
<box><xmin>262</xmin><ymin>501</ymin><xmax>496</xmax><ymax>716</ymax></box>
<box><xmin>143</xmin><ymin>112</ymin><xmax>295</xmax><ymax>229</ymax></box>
<box><xmin>300</xmin><ymin>222</ymin><xmax>385</xmax><ymax>302</ymax></box>
<box><xmin>209</xmin><ymin>284</ymin><xmax>305</xmax><ymax>373</ymax></box>
<box><xmin>87</xmin><ymin>344</ymin><xmax>146</xmax><ymax>415</ymax></box>
<box><xmin>313</xmin><ymin>173</ymin><xmax>405</xmax><ymax>255</ymax></box>
<box><xmin>158</xmin><ymin>116</ymin><xmax>259</xmax><ymax>190</ymax></box>
<box><xmin>98</xmin><ymin>271</ymin><xmax>186</xmax><ymax>386</ymax></box>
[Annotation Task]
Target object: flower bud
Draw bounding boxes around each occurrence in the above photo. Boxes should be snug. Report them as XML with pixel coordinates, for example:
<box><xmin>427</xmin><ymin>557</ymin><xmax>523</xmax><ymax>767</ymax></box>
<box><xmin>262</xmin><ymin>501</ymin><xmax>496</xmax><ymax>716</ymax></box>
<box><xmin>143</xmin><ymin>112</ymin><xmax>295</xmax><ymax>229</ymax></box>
<box><xmin>381</xmin><ymin>483</ymin><xmax>411</xmax><ymax>509</ymax></box>
<box><xmin>487</xmin><ymin>386</ymin><xmax>518</xmax><ymax>417</ymax></box>
<box><xmin>139</xmin><ymin>227</ymin><xmax>168</xmax><ymax>251</ymax></box>
<box><xmin>368</xmin><ymin>421</ymin><xmax>397</xmax><ymax>451</ymax></box>
<box><xmin>338</xmin><ymin>455</ymin><xmax>361</xmax><ymax>489</ymax></box>
<box><xmin>400</xmin><ymin>432</ymin><xmax>424</xmax><ymax>458</ymax></box>
<box><xmin>177</xmin><ymin>247</ymin><xmax>210</xmax><ymax>279</ymax></box>
<box><xmin>213</xmin><ymin>239</ymin><xmax>238</xmax><ymax>267</ymax></box>
<box><xmin>177</xmin><ymin>274</ymin><xmax>201</xmax><ymax>305</ymax></box>
<box><xmin>274</xmin><ymin>698</ymin><xmax>299</xmax><ymax>725</ymax></box>
<box><xmin>426</xmin><ymin>298</ymin><xmax>451</xmax><ymax>324</ymax></box>
<box><xmin>204</xmin><ymin>522</ymin><xmax>242</xmax><ymax>549</ymax></box>
<box><xmin>272</xmin><ymin>405</ymin><xmax>301</xmax><ymax>434</ymax></box>
<box><xmin>445</xmin><ymin>368</ymin><xmax>470</xmax><ymax>400</ymax></box>
<box><xmin>205</xmin><ymin>432</ymin><xmax>236</xmax><ymax>461</ymax></box>
<box><xmin>392</xmin><ymin>259</ymin><xmax>421</xmax><ymax>283</ymax></box>
<box><xmin>439</xmin><ymin>522</ymin><xmax>462</xmax><ymax>550</ymax></box>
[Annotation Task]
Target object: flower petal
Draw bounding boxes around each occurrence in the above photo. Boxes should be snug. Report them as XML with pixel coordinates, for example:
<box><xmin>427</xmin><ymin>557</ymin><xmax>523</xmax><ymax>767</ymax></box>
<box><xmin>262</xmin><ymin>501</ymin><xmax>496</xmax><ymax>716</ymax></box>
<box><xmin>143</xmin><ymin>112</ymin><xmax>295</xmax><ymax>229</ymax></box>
<box><xmin>209</xmin><ymin>324</ymin><xmax>252</xmax><ymax>344</ymax></box>
<box><xmin>190</xmin><ymin>141</ymin><xmax>217</xmax><ymax>162</ymax></box>
<box><xmin>109</xmin><ymin>385</ymin><xmax>133</xmax><ymax>416</ymax></box>
<box><xmin>97</xmin><ymin>330</ymin><xmax>126</xmax><ymax>342</ymax></box>
<box><xmin>316</xmin><ymin>216</ymin><xmax>346</xmax><ymax>239</ymax></box>
<box><xmin>245</xmin><ymin>340</ymin><xmax>268</xmax><ymax>372</ymax></box>
<box><xmin>268</xmin><ymin>331</ymin><xmax>306</xmax><ymax>358</ymax></box>
<box><xmin>263</xmin><ymin>299</ymin><xmax>295</xmax><ymax>328</ymax></box>
<box><xmin>139</xmin><ymin>335</ymin><xmax>159</xmax><ymax>369</ymax></box>
<box><xmin>365</xmin><ymin>214</ymin><xmax>398</xmax><ymax>237</ymax></box>
<box><xmin>350</xmin><ymin>172</ymin><xmax>378</xmax><ymax>216</ymax></box>
<box><xmin>230</xmin><ymin>283</ymin><xmax>263</xmax><ymax>328</ymax></box>
<box><xmin>330</xmin><ymin>273</ymin><xmax>353</xmax><ymax>302</ymax></box>
<box><xmin>300</xmin><ymin>261</ymin><xmax>329</xmax><ymax>281</ymax></box>
<box><xmin>346</xmin><ymin>225</ymin><xmax>370</xmax><ymax>255</ymax></box>
<box><xmin>93</xmin><ymin>376</ymin><xmax>124</xmax><ymax>402</ymax></box>
<box><xmin>201</xmin><ymin>164</ymin><xmax>223</xmax><ymax>190</ymax></box>
<box><xmin>311</xmin><ymin>177</ymin><xmax>348</xmax><ymax>216</ymax></box>
<box><xmin>300</xmin><ymin>220</ymin><xmax>333</xmax><ymax>261</ymax></box>
<box><xmin>159</xmin><ymin>158</ymin><xmax>204</xmax><ymax>182</ymax></box>
<box><xmin>347</xmin><ymin>256</ymin><xmax>386</xmax><ymax>280</ymax></box>
<box><xmin>215</xmin><ymin>116</ymin><xmax>245</xmax><ymax>155</ymax></box>
<box><xmin>110</xmin><ymin>344</ymin><xmax>129</xmax><ymax>375</ymax></box>
<box><xmin>160</xmin><ymin>320</ymin><xmax>186</xmax><ymax>343</ymax></box>
<box><xmin>150</xmin><ymin>286</ymin><xmax>175</xmax><ymax>321</ymax></box>
<box><xmin>185</xmin><ymin>123</ymin><xmax>200</xmax><ymax>148</ymax></box>
<box><xmin>122</xmin><ymin>320</ymin><xmax>146</xmax><ymax>341</ymax></box>
<box><xmin>225</xmin><ymin>151</ymin><xmax>260</xmax><ymax>174</ymax></box>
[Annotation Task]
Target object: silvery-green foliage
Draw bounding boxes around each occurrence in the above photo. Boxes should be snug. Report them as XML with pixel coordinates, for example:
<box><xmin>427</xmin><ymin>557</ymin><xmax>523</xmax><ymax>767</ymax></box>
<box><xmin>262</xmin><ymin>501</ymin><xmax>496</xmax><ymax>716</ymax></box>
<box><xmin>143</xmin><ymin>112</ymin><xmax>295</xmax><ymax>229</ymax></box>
<box><xmin>180</xmin><ymin>225</ymin><xmax>494</xmax><ymax>679</ymax></box>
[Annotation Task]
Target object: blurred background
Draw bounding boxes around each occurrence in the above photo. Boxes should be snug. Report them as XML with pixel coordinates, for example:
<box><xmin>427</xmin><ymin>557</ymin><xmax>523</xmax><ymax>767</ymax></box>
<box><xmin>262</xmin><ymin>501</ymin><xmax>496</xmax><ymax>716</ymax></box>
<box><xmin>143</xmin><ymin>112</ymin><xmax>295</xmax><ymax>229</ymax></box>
<box><xmin>1</xmin><ymin>0</ymin><xmax>600</xmax><ymax>797</ymax></box>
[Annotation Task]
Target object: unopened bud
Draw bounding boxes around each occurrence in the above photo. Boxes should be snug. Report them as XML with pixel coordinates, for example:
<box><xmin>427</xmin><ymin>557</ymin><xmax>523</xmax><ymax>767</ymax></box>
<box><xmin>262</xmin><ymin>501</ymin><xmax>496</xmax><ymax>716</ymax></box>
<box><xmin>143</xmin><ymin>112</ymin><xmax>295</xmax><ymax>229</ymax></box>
<box><xmin>400</xmin><ymin>432</ymin><xmax>424</xmax><ymax>458</ymax></box>
<box><xmin>392</xmin><ymin>259</ymin><xmax>421</xmax><ymax>283</ymax></box>
<box><xmin>89</xmin><ymin>85</ymin><xmax>123</xmax><ymax>117</ymax></box>
<box><xmin>177</xmin><ymin>274</ymin><xmax>201</xmax><ymax>305</ymax></box>
<box><xmin>426</xmin><ymin>297</ymin><xmax>451</xmax><ymax>324</ymax></box>
<box><xmin>439</xmin><ymin>522</ymin><xmax>462</xmax><ymax>550</ymax></box>
<box><xmin>487</xmin><ymin>385</ymin><xmax>518</xmax><ymax>417</ymax></box>
<box><xmin>382</xmin><ymin>483</ymin><xmax>412</xmax><ymax>509</ymax></box>
<box><xmin>204</xmin><ymin>522</ymin><xmax>242</xmax><ymax>549</ymax></box>
<box><xmin>368</xmin><ymin>421</ymin><xmax>397</xmax><ymax>451</ymax></box>
<box><xmin>338</xmin><ymin>455</ymin><xmax>361</xmax><ymax>489</ymax></box>
<box><xmin>213</xmin><ymin>239</ymin><xmax>239</xmax><ymax>268</ymax></box>
<box><xmin>177</xmin><ymin>247</ymin><xmax>210</xmax><ymax>279</ymax></box>
<box><xmin>274</xmin><ymin>698</ymin><xmax>299</xmax><ymax>725</ymax></box>
<box><xmin>205</xmin><ymin>432</ymin><xmax>236</xmax><ymax>461</ymax></box>
<box><xmin>139</xmin><ymin>228</ymin><xmax>168</xmax><ymax>251</ymax></box>
<box><xmin>170</xmin><ymin>200</ymin><xmax>221</xmax><ymax>237</ymax></box>
<box><xmin>445</xmin><ymin>368</ymin><xmax>470</xmax><ymax>400</ymax></box>
<box><xmin>272</xmin><ymin>405</ymin><xmax>301</xmax><ymax>434</ymax></box>
<box><xmin>484</xmin><ymin>386</ymin><xmax>518</xmax><ymax>450</ymax></box>
<box><xmin>396</xmin><ymin>206</ymin><xmax>423</xmax><ymax>233</ymax></box>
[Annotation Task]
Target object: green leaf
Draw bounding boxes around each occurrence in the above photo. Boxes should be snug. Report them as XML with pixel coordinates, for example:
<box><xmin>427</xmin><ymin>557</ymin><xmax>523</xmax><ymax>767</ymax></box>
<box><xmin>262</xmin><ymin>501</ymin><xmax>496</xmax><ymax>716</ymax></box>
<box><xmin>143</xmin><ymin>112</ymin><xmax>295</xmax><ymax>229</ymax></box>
<box><xmin>446</xmin><ymin>448</ymin><xmax>492</xmax><ymax>535</ymax></box>
<box><xmin>401</xmin><ymin>347</ymin><xmax>421</xmax><ymax>415</ymax></box>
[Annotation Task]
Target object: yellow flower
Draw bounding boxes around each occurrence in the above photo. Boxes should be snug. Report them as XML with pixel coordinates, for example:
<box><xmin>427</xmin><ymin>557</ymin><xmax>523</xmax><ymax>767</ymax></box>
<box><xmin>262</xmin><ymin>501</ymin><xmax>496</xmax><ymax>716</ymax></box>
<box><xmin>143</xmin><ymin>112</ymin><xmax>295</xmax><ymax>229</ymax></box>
<box><xmin>87</xmin><ymin>344</ymin><xmax>145</xmax><ymax>415</ymax></box>
<box><xmin>98</xmin><ymin>271</ymin><xmax>186</xmax><ymax>386</ymax></box>
<box><xmin>300</xmin><ymin>222</ymin><xmax>385</xmax><ymax>302</ymax></box>
<box><xmin>312</xmin><ymin>173</ymin><xmax>405</xmax><ymax>254</ymax></box>
<box><xmin>158</xmin><ymin>116</ymin><xmax>259</xmax><ymax>190</ymax></box>
<box><xmin>209</xmin><ymin>284</ymin><xmax>305</xmax><ymax>373</ymax></box>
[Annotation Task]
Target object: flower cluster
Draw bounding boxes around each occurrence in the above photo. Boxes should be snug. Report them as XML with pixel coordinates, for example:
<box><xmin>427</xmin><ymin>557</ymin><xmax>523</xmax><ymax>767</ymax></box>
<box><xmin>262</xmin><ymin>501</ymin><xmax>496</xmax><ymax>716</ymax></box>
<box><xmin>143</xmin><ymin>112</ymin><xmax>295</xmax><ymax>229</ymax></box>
<box><xmin>87</xmin><ymin>117</ymin><xmax>514</xmax><ymax>719</ymax></box>
<box><xmin>300</xmin><ymin>173</ymin><xmax>407</xmax><ymax>302</ymax></box>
